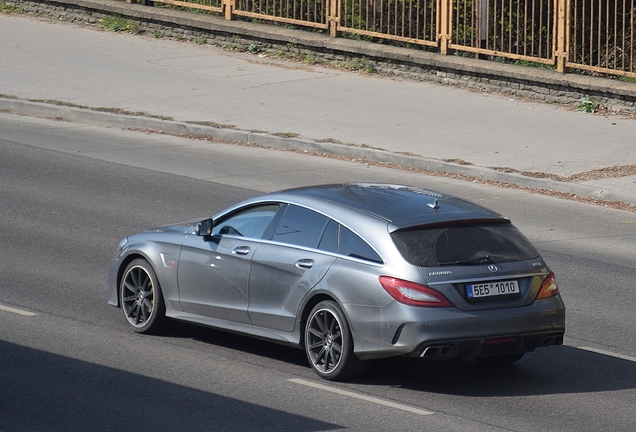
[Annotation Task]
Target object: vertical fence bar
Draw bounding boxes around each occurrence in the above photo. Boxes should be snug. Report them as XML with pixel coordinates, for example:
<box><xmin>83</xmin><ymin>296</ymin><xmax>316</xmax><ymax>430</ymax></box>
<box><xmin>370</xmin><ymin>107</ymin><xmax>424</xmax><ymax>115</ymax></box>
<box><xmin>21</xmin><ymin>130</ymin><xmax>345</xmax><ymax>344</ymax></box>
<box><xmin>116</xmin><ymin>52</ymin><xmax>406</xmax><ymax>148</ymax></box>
<box><xmin>438</xmin><ymin>0</ymin><xmax>451</xmax><ymax>54</ymax></box>
<box><xmin>555</xmin><ymin>0</ymin><xmax>567</xmax><ymax>72</ymax></box>
<box><xmin>622</xmin><ymin>0</ymin><xmax>626</xmax><ymax>71</ymax></box>
<box><xmin>629</xmin><ymin>0</ymin><xmax>636</xmax><ymax>72</ymax></box>
<box><xmin>329</xmin><ymin>0</ymin><xmax>338</xmax><ymax>36</ymax></box>
<box><xmin>224</xmin><ymin>0</ymin><xmax>235</xmax><ymax>19</ymax></box>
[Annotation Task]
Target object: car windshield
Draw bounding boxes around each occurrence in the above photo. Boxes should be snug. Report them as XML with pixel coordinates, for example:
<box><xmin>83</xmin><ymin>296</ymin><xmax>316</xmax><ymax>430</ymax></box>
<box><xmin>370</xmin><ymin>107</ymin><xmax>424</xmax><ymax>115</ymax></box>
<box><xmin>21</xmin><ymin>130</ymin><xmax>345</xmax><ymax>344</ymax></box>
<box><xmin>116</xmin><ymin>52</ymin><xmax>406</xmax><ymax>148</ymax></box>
<box><xmin>391</xmin><ymin>222</ymin><xmax>539</xmax><ymax>267</ymax></box>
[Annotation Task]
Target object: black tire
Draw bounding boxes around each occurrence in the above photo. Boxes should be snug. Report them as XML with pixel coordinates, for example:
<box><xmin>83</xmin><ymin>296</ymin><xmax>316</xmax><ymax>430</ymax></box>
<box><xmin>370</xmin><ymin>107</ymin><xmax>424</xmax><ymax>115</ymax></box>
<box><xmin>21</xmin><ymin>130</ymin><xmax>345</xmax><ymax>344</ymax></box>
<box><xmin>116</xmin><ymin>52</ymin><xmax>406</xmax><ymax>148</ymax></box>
<box><xmin>475</xmin><ymin>352</ymin><xmax>525</xmax><ymax>366</ymax></box>
<box><xmin>304</xmin><ymin>300</ymin><xmax>368</xmax><ymax>381</ymax></box>
<box><xmin>120</xmin><ymin>258</ymin><xmax>171</xmax><ymax>334</ymax></box>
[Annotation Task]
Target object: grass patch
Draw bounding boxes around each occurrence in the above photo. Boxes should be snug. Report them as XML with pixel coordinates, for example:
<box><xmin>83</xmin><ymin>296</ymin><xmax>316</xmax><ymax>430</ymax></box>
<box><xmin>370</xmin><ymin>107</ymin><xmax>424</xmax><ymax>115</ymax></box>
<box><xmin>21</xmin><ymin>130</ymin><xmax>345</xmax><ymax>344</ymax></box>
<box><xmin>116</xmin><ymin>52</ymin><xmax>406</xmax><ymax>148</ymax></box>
<box><xmin>272</xmin><ymin>132</ymin><xmax>300</xmax><ymax>138</ymax></box>
<box><xmin>186</xmin><ymin>121</ymin><xmax>237</xmax><ymax>129</ymax></box>
<box><xmin>99</xmin><ymin>16</ymin><xmax>139</xmax><ymax>33</ymax></box>
<box><xmin>0</xmin><ymin>0</ymin><xmax>21</xmax><ymax>13</ymax></box>
<box><xmin>335</xmin><ymin>57</ymin><xmax>376</xmax><ymax>73</ymax></box>
<box><xmin>29</xmin><ymin>98</ymin><xmax>173</xmax><ymax>120</ymax></box>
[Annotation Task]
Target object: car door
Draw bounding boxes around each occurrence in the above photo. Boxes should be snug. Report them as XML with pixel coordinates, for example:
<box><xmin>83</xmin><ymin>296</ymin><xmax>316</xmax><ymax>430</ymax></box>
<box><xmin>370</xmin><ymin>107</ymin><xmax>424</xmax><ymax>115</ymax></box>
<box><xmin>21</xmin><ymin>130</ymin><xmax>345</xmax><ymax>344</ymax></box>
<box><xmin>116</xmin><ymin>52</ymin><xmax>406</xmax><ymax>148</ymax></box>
<box><xmin>248</xmin><ymin>205</ymin><xmax>336</xmax><ymax>332</ymax></box>
<box><xmin>177</xmin><ymin>204</ymin><xmax>280</xmax><ymax>323</ymax></box>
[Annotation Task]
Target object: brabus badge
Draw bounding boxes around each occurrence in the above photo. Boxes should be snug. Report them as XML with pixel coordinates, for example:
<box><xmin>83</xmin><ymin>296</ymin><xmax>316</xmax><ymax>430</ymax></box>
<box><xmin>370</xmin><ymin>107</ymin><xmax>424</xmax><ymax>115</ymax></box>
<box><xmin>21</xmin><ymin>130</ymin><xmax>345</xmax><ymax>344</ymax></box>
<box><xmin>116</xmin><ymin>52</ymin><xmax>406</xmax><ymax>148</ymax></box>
<box><xmin>487</xmin><ymin>265</ymin><xmax>499</xmax><ymax>273</ymax></box>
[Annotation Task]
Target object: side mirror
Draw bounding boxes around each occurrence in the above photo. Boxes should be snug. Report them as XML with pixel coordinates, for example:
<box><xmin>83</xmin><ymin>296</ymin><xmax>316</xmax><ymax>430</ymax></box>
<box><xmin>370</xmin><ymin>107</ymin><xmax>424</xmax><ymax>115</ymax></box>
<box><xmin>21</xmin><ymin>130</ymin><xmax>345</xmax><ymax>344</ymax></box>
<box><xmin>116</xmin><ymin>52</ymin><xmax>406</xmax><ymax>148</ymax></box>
<box><xmin>197</xmin><ymin>218</ymin><xmax>214</xmax><ymax>237</ymax></box>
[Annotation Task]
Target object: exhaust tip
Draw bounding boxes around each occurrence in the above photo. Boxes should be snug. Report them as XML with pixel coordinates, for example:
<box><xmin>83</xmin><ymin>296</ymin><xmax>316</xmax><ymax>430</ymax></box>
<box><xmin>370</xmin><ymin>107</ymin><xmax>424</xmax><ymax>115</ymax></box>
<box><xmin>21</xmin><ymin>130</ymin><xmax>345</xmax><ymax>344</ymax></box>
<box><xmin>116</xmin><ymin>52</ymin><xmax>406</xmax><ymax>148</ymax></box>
<box><xmin>542</xmin><ymin>335</ymin><xmax>564</xmax><ymax>347</ymax></box>
<box><xmin>441</xmin><ymin>346</ymin><xmax>455</xmax><ymax>356</ymax></box>
<box><xmin>420</xmin><ymin>345</ymin><xmax>455</xmax><ymax>358</ymax></box>
<box><xmin>421</xmin><ymin>347</ymin><xmax>440</xmax><ymax>358</ymax></box>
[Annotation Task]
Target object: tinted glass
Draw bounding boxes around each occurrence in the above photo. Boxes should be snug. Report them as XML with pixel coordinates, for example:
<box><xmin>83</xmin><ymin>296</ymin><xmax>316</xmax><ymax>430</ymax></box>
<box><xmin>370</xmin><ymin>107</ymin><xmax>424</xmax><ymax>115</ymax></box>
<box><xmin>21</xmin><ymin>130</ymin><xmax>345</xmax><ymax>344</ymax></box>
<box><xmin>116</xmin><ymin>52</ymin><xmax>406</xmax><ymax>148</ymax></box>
<box><xmin>317</xmin><ymin>220</ymin><xmax>339</xmax><ymax>254</ymax></box>
<box><xmin>318</xmin><ymin>221</ymin><xmax>382</xmax><ymax>263</ymax></box>
<box><xmin>212</xmin><ymin>204</ymin><xmax>280</xmax><ymax>239</ymax></box>
<box><xmin>272</xmin><ymin>205</ymin><xmax>329</xmax><ymax>248</ymax></box>
<box><xmin>391</xmin><ymin>223</ymin><xmax>539</xmax><ymax>267</ymax></box>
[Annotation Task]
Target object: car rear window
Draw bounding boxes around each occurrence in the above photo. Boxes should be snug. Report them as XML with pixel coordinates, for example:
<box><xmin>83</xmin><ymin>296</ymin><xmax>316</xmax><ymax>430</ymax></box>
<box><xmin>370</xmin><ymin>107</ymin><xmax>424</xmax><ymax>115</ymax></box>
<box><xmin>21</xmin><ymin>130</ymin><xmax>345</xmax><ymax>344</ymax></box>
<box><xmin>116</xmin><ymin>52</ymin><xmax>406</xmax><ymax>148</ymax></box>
<box><xmin>391</xmin><ymin>222</ymin><xmax>539</xmax><ymax>267</ymax></box>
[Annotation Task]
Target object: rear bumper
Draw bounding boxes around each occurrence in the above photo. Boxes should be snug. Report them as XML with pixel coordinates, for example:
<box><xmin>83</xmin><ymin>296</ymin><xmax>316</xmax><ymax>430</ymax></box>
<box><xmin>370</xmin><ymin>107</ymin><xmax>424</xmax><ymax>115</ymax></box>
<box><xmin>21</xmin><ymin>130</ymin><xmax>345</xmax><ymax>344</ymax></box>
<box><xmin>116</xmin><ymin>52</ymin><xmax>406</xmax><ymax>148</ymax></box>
<box><xmin>345</xmin><ymin>295</ymin><xmax>565</xmax><ymax>360</ymax></box>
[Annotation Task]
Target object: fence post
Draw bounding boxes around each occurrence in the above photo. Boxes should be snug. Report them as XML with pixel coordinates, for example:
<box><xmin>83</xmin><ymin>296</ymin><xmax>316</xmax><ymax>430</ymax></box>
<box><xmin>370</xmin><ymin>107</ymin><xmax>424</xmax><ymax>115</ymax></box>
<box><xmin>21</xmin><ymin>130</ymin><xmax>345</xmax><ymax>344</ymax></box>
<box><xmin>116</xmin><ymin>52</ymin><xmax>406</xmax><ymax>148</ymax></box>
<box><xmin>328</xmin><ymin>0</ymin><xmax>340</xmax><ymax>37</ymax></box>
<box><xmin>554</xmin><ymin>0</ymin><xmax>568</xmax><ymax>72</ymax></box>
<box><xmin>438</xmin><ymin>0</ymin><xmax>452</xmax><ymax>55</ymax></box>
<box><xmin>224</xmin><ymin>0</ymin><xmax>235</xmax><ymax>20</ymax></box>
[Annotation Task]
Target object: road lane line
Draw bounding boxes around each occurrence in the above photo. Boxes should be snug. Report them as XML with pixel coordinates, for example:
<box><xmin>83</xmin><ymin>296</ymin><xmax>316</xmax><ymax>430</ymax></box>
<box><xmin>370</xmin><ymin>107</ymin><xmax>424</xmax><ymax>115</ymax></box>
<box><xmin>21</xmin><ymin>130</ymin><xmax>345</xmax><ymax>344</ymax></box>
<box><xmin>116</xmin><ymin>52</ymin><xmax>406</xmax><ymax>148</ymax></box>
<box><xmin>288</xmin><ymin>378</ymin><xmax>433</xmax><ymax>416</ymax></box>
<box><xmin>0</xmin><ymin>304</ymin><xmax>37</xmax><ymax>317</ymax></box>
<box><xmin>576</xmin><ymin>346</ymin><xmax>636</xmax><ymax>363</ymax></box>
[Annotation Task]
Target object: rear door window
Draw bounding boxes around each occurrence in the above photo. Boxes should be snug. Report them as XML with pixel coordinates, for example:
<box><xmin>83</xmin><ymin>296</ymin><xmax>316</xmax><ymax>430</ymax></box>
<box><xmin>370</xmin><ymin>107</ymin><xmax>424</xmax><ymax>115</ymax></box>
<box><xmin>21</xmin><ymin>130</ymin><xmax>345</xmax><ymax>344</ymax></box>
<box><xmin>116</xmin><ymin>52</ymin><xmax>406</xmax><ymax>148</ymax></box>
<box><xmin>391</xmin><ymin>222</ymin><xmax>539</xmax><ymax>267</ymax></box>
<box><xmin>271</xmin><ymin>205</ymin><xmax>329</xmax><ymax>248</ymax></box>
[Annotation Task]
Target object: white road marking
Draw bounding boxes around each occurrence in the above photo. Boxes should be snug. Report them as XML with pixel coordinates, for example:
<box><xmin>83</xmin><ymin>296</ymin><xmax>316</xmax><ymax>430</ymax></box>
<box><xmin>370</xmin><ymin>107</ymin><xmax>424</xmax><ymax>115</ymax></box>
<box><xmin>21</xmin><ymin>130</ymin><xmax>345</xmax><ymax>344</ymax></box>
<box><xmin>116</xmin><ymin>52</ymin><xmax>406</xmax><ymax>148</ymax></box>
<box><xmin>288</xmin><ymin>378</ymin><xmax>434</xmax><ymax>416</ymax></box>
<box><xmin>0</xmin><ymin>304</ymin><xmax>37</xmax><ymax>317</ymax></box>
<box><xmin>576</xmin><ymin>346</ymin><xmax>636</xmax><ymax>363</ymax></box>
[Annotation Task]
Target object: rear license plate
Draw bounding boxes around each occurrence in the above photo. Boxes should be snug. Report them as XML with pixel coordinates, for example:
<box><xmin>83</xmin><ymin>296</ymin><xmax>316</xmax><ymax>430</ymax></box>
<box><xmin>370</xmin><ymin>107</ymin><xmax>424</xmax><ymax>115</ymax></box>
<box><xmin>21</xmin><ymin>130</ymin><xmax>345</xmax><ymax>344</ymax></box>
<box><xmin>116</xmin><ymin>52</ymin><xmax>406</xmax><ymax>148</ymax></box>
<box><xmin>466</xmin><ymin>280</ymin><xmax>520</xmax><ymax>300</ymax></box>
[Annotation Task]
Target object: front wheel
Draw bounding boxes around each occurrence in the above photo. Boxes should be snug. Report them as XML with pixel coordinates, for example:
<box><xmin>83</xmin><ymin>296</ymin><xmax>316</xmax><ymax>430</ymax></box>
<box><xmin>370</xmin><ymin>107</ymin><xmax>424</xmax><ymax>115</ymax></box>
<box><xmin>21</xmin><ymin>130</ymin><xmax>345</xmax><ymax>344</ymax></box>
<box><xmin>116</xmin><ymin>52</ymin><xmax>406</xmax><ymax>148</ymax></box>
<box><xmin>120</xmin><ymin>259</ymin><xmax>171</xmax><ymax>334</ymax></box>
<box><xmin>304</xmin><ymin>300</ymin><xmax>367</xmax><ymax>381</ymax></box>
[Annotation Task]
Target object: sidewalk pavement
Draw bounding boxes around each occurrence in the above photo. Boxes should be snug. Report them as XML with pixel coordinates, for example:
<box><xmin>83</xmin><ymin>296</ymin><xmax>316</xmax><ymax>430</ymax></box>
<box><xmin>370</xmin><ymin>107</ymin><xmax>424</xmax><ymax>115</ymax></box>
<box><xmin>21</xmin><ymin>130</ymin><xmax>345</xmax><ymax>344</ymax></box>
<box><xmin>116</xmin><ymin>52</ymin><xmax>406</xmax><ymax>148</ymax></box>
<box><xmin>1</xmin><ymin>13</ymin><xmax>635</xmax><ymax>206</ymax></box>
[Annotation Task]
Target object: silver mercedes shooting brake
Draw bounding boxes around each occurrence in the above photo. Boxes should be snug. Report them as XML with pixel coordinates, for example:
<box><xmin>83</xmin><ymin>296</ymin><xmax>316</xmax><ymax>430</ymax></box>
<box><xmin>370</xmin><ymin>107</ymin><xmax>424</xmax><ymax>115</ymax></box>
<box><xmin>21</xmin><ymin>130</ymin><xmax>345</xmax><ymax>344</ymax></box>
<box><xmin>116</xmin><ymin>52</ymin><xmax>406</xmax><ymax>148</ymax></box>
<box><xmin>108</xmin><ymin>183</ymin><xmax>565</xmax><ymax>380</ymax></box>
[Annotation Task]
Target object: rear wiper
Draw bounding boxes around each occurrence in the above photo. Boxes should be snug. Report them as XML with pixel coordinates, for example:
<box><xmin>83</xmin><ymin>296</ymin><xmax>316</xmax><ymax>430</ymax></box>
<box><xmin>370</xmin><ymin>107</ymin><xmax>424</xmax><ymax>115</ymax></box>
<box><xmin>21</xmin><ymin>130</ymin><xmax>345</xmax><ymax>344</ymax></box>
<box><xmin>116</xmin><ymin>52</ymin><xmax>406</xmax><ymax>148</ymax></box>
<box><xmin>439</xmin><ymin>255</ymin><xmax>494</xmax><ymax>266</ymax></box>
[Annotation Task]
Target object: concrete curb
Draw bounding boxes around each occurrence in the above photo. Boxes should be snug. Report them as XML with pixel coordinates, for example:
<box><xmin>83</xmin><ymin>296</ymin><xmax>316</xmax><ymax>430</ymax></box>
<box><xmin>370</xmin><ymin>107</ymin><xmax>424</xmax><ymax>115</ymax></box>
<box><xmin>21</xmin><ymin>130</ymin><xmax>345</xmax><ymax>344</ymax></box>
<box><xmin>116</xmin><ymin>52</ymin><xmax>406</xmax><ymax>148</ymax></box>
<box><xmin>3</xmin><ymin>97</ymin><xmax>633</xmax><ymax>205</ymax></box>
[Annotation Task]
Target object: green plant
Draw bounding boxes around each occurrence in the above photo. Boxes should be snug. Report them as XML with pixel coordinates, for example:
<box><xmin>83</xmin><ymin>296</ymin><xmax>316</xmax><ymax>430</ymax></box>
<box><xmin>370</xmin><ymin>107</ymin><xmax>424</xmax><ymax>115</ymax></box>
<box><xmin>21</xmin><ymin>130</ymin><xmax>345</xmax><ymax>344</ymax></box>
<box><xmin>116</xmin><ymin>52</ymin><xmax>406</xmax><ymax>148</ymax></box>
<box><xmin>301</xmin><ymin>53</ymin><xmax>323</xmax><ymax>65</ymax></box>
<box><xmin>196</xmin><ymin>36</ymin><xmax>207</xmax><ymax>45</ymax></box>
<box><xmin>153</xmin><ymin>30</ymin><xmax>164</xmax><ymax>38</ymax></box>
<box><xmin>248</xmin><ymin>42</ymin><xmax>261</xmax><ymax>54</ymax></box>
<box><xmin>99</xmin><ymin>16</ymin><xmax>138</xmax><ymax>33</ymax></box>
<box><xmin>577</xmin><ymin>96</ymin><xmax>599</xmax><ymax>113</ymax></box>
<box><xmin>620</xmin><ymin>76</ymin><xmax>636</xmax><ymax>83</ymax></box>
<box><xmin>0</xmin><ymin>0</ymin><xmax>21</xmax><ymax>13</ymax></box>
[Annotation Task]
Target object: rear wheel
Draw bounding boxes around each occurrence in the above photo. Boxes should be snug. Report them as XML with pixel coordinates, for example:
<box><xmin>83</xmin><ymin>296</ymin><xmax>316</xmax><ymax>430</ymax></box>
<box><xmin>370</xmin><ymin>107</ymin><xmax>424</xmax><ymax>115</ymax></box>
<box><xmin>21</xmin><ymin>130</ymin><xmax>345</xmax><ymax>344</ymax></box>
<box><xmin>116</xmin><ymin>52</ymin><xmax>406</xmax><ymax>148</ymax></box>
<box><xmin>304</xmin><ymin>300</ymin><xmax>368</xmax><ymax>381</ymax></box>
<box><xmin>120</xmin><ymin>259</ymin><xmax>171</xmax><ymax>334</ymax></box>
<box><xmin>475</xmin><ymin>352</ymin><xmax>525</xmax><ymax>366</ymax></box>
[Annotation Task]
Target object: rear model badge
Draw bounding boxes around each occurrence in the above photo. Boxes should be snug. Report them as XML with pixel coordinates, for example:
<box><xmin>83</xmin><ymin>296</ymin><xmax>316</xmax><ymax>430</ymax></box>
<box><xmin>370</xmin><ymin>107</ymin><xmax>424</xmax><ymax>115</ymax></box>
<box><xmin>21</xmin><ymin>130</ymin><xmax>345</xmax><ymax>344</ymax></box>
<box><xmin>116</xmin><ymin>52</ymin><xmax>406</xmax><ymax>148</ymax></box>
<box><xmin>428</xmin><ymin>270</ymin><xmax>453</xmax><ymax>276</ymax></box>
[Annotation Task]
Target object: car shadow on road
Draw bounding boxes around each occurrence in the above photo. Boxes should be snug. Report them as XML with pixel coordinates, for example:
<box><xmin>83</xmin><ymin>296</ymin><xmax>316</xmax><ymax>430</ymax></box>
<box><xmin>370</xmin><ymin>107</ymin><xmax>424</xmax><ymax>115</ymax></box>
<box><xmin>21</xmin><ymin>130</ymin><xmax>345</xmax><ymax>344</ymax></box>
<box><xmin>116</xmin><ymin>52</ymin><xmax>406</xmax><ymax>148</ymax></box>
<box><xmin>163</xmin><ymin>323</ymin><xmax>636</xmax><ymax>397</ymax></box>
<box><xmin>166</xmin><ymin>321</ymin><xmax>309</xmax><ymax>367</ymax></box>
<box><xmin>358</xmin><ymin>345</ymin><xmax>636</xmax><ymax>396</ymax></box>
<box><xmin>0</xmin><ymin>340</ymin><xmax>339</xmax><ymax>432</ymax></box>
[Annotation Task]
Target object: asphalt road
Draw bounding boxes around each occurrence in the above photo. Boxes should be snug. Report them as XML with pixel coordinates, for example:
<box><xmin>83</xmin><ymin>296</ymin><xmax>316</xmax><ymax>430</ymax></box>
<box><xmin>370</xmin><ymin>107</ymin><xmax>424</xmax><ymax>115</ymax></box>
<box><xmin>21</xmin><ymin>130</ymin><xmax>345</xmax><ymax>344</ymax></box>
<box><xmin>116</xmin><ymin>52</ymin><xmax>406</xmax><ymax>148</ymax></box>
<box><xmin>1</xmin><ymin>113</ymin><xmax>635</xmax><ymax>431</ymax></box>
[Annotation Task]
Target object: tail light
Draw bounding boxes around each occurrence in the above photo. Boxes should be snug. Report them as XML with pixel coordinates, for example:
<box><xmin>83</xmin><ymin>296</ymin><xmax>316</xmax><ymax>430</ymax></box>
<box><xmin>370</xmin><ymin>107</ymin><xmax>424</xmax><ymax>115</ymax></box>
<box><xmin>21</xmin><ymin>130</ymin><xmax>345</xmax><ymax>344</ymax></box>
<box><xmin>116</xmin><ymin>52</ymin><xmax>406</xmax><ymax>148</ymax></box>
<box><xmin>536</xmin><ymin>271</ymin><xmax>559</xmax><ymax>299</ymax></box>
<box><xmin>379</xmin><ymin>276</ymin><xmax>452</xmax><ymax>307</ymax></box>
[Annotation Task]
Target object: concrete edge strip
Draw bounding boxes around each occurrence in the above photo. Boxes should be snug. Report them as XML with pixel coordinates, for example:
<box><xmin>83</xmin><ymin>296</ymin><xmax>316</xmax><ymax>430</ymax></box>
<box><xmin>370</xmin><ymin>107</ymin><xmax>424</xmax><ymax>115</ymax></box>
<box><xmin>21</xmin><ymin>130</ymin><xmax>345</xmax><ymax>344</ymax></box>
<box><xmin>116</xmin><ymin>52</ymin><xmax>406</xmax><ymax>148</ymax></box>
<box><xmin>2</xmin><ymin>97</ymin><xmax>633</xmax><ymax>206</ymax></box>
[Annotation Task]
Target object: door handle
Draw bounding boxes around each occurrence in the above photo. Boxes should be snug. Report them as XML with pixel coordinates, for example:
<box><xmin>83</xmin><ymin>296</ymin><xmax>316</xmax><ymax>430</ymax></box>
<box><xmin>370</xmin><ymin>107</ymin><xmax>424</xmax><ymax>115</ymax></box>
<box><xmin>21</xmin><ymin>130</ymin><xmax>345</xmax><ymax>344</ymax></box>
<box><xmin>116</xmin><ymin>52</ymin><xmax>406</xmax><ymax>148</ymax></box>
<box><xmin>295</xmin><ymin>259</ymin><xmax>314</xmax><ymax>269</ymax></box>
<box><xmin>232</xmin><ymin>246</ymin><xmax>250</xmax><ymax>255</ymax></box>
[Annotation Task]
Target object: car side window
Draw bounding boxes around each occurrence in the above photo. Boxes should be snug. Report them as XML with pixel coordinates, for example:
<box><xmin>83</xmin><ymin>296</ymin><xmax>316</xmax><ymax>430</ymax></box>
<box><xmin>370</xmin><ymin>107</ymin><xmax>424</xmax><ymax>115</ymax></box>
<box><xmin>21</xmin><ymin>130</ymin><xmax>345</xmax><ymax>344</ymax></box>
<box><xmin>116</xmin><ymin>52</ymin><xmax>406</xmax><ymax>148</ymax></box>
<box><xmin>271</xmin><ymin>205</ymin><xmax>329</xmax><ymax>248</ymax></box>
<box><xmin>318</xmin><ymin>220</ymin><xmax>382</xmax><ymax>264</ymax></box>
<box><xmin>212</xmin><ymin>204</ymin><xmax>280</xmax><ymax>239</ymax></box>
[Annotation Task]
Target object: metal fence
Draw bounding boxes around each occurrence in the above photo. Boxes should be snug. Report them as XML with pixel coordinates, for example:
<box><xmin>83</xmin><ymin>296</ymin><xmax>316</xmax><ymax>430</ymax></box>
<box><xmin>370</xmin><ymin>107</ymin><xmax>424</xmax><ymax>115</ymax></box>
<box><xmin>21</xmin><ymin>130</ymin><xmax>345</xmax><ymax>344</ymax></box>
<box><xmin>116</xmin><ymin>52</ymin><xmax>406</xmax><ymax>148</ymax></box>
<box><xmin>129</xmin><ymin>0</ymin><xmax>636</xmax><ymax>78</ymax></box>
<box><xmin>448</xmin><ymin>0</ymin><xmax>555</xmax><ymax>64</ymax></box>
<box><xmin>568</xmin><ymin>0</ymin><xmax>635</xmax><ymax>76</ymax></box>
